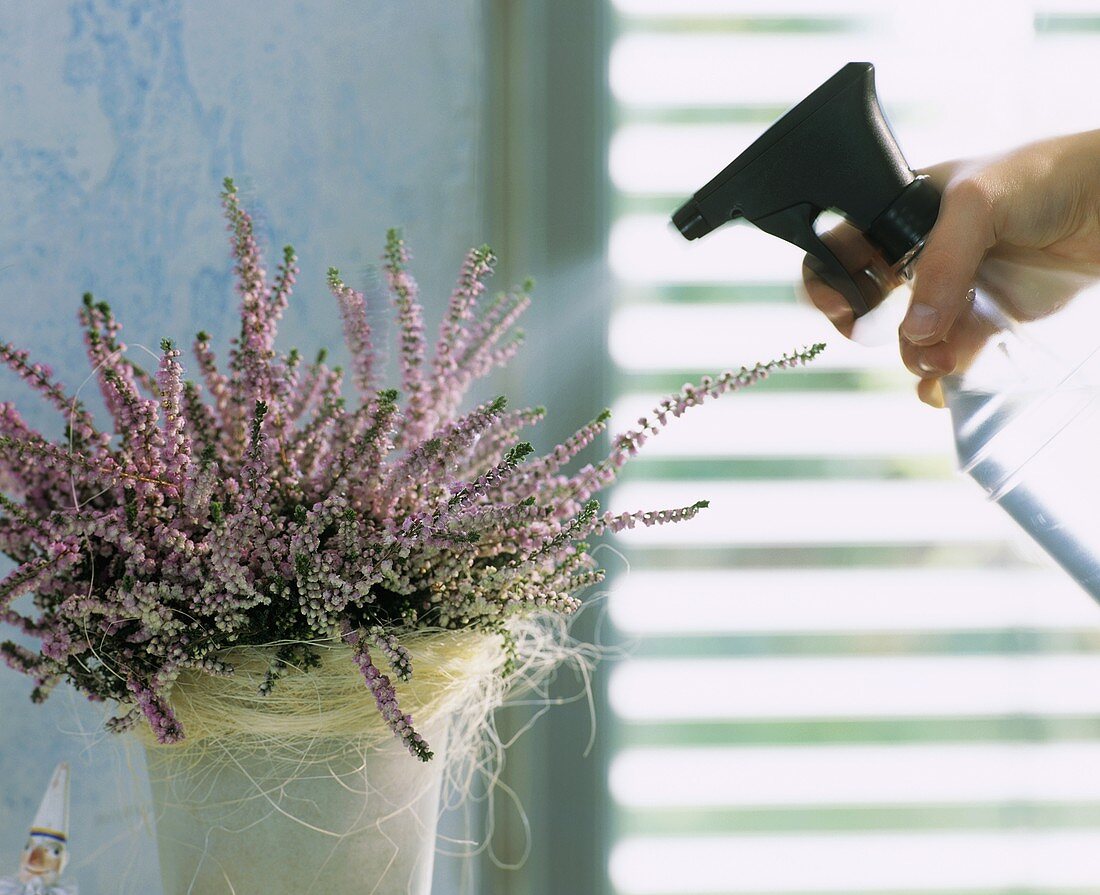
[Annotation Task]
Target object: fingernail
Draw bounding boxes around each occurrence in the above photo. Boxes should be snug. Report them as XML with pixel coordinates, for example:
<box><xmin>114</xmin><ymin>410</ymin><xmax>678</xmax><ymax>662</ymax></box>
<box><xmin>902</xmin><ymin>304</ymin><xmax>939</xmax><ymax>341</ymax></box>
<box><xmin>917</xmin><ymin>358</ymin><xmax>939</xmax><ymax>375</ymax></box>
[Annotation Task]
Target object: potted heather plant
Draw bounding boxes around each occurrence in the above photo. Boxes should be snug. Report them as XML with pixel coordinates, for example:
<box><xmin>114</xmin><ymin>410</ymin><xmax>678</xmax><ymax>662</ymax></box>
<box><xmin>0</xmin><ymin>179</ymin><xmax>821</xmax><ymax>895</ymax></box>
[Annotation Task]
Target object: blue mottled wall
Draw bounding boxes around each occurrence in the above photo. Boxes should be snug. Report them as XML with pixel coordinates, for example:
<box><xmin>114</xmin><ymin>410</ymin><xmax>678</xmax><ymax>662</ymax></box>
<box><xmin>0</xmin><ymin>2</ymin><xmax>484</xmax><ymax>892</ymax></box>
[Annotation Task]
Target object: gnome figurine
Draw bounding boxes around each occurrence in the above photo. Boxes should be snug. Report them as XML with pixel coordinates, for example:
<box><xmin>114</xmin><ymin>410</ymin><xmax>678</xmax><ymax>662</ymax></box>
<box><xmin>0</xmin><ymin>763</ymin><xmax>77</xmax><ymax>895</ymax></box>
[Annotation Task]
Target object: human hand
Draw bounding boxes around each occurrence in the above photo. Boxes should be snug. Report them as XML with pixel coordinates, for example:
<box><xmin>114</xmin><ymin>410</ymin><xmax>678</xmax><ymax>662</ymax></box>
<box><xmin>802</xmin><ymin>129</ymin><xmax>1100</xmax><ymax>406</ymax></box>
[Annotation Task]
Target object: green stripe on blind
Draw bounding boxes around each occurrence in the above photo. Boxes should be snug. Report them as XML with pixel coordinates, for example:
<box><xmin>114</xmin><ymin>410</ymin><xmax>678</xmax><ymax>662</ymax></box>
<box><xmin>617</xmin><ymin>716</ymin><xmax>1100</xmax><ymax>749</ymax></box>
<box><xmin>1035</xmin><ymin>14</ymin><xmax>1100</xmax><ymax>32</ymax></box>
<box><xmin>609</xmin><ymin>14</ymin><xmax>867</xmax><ymax>33</ymax></box>
<box><xmin>617</xmin><ymin>803</ymin><xmax>1100</xmax><ymax>837</ymax></box>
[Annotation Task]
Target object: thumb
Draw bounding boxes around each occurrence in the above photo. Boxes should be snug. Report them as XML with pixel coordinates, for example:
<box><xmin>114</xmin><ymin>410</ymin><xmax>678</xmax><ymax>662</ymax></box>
<box><xmin>902</xmin><ymin>180</ymin><xmax>996</xmax><ymax>346</ymax></box>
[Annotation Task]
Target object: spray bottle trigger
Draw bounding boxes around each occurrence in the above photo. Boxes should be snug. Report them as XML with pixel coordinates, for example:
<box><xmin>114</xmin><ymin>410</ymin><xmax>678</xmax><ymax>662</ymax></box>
<box><xmin>753</xmin><ymin>203</ymin><xmax>873</xmax><ymax>318</ymax></box>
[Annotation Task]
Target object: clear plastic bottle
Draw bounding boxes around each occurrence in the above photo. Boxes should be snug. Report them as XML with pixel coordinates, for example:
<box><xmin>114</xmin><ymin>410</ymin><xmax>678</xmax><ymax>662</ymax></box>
<box><xmin>860</xmin><ymin>248</ymin><xmax>1100</xmax><ymax>600</ymax></box>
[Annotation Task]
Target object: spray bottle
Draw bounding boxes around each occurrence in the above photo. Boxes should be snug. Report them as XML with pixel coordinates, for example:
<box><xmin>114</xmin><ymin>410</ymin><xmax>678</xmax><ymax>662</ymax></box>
<box><xmin>672</xmin><ymin>61</ymin><xmax>1100</xmax><ymax>601</ymax></box>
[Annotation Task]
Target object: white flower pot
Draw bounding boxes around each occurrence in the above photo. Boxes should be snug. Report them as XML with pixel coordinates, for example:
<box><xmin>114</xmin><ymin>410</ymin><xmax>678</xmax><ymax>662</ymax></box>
<box><xmin>145</xmin><ymin>724</ymin><xmax>448</xmax><ymax>895</ymax></box>
<box><xmin>138</xmin><ymin>633</ymin><xmax>507</xmax><ymax>895</ymax></box>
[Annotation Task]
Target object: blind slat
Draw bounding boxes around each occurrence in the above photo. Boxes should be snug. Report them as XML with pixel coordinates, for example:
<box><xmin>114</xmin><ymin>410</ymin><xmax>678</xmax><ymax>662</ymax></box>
<box><xmin>611</xmin><ymin>0</ymin><xmax>887</xmax><ymax>16</ymax></box>
<box><xmin>610</xmin><ymin>655</ymin><xmax>1100</xmax><ymax>721</ymax></box>
<box><xmin>611</xmin><ymin>392</ymin><xmax>954</xmax><ymax>457</ymax></box>
<box><xmin>611</xmin><ymin>830</ymin><xmax>1100</xmax><ymax>893</ymax></box>
<box><xmin>610</xmin><ymin>304</ymin><xmax>895</xmax><ymax>372</ymax></box>
<box><xmin>609</xmin><ymin>569</ymin><xmax>1098</xmax><ymax>633</ymax></box>
<box><xmin>611</xmin><ymin>214</ymin><xmax>807</xmax><ymax>283</ymax></box>
<box><xmin>608</xmin><ymin>480</ymin><xmax>1016</xmax><ymax>546</ymax></box>
<box><xmin>612</xmin><ymin>742</ymin><xmax>1100</xmax><ymax>806</ymax></box>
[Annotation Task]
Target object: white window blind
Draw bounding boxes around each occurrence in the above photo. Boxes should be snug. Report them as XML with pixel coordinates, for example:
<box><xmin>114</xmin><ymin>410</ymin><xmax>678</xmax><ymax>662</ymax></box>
<box><xmin>603</xmin><ymin>3</ymin><xmax>1100</xmax><ymax>893</ymax></box>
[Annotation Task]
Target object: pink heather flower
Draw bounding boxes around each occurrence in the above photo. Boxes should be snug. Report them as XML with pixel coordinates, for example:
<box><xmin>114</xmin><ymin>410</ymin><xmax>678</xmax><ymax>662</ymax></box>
<box><xmin>155</xmin><ymin>339</ymin><xmax>193</xmax><ymax>494</ymax></box>
<box><xmin>344</xmin><ymin>624</ymin><xmax>431</xmax><ymax>761</ymax></box>
<box><xmin>328</xmin><ymin>267</ymin><xmax>376</xmax><ymax>398</ymax></box>
<box><xmin>128</xmin><ymin>676</ymin><xmax>184</xmax><ymax>744</ymax></box>
<box><xmin>0</xmin><ymin>341</ymin><xmax>100</xmax><ymax>449</ymax></box>
<box><xmin>222</xmin><ymin>178</ymin><xmax>276</xmax><ymax>403</ymax></box>
<box><xmin>271</xmin><ymin>244</ymin><xmax>299</xmax><ymax>320</ymax></box>
<box><xmin>431</xmin><ymin>245</ymin><xmax>496</xmax><ymax>419</ymax></box>
<box><xmin>368</xmin><ymin>625</ymin><xmax>413</xmax><ymax>682</ymax></box>
<box><xmin>383</xmin><ymin>229</ymin><xmax>433</xmax><ymax>447</ymax></box>
<box><xmin>192</xmin><ymin>331</ymin><xmax>235</xmax><ymax>440</ymax></box>
<box><xmin>591</xmin><ymin>500</ymin><xmax>710</xmax><ymax>535</ymax></box>
<box><xmin>0</xmin><ymin>181</ymin><xmax>823</xmax><ymax>752</ymax></box>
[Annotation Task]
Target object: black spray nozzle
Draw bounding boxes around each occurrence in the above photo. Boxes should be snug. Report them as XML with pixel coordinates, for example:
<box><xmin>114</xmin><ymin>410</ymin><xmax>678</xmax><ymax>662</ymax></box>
<box><xmin>672</xmin><ymin>62</ymin><xmax>940</xmax><ymax>317</ymax></box>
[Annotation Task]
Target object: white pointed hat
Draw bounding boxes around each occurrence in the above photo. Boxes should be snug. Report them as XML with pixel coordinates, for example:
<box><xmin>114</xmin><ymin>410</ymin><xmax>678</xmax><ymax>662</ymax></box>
<box><xmin>29</xmin><ymin>762</ymin><xmax>69</xmax><ymax>845</ymax></box>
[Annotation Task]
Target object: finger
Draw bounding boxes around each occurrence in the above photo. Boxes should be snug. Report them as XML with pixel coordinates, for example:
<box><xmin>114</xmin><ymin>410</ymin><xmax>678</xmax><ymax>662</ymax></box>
<box><xmin>902</xmin><ymin>178</ymin><xmax>997</xmax><ymax>345</ymax></box>
<box><xmin>819</xmin><ymin>220</ymin><xmax>879</xmax><ymax>270</ymax></box>
<box><xmin>899</xmin><ymin>335</ymin><xmax>957</xmax><ymax>379</ymax></box>
<box><xmin>917</xmin><ymin>377</ymin><xmax>945</xmax><ymax>409</ymax></box>
<box><xmin>800</xmin><ymin>222</ymin><xmax>881</xmax><ymax>338</ymax></box>
<box><xmin>914</xmin><ymin>159</ymin><xmax>964</xmax><ymax>191</ymax></box>
<box><xmin>900</xmin><ymin>295</ymin><xmax>1004</xmax><ymax>381</ymax></box>
<box><xmin>801</xmin><ymin>259</ymin><xmax>855</xmax><ymax>337</ymax></box>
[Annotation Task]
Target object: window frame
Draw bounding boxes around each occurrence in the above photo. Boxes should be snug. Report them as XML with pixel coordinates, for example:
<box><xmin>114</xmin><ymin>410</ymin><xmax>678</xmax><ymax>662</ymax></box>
<box><xmin>474</xmin><ymin>3</ymin><xmax>615</xmax><ymax>894</ymax></box>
